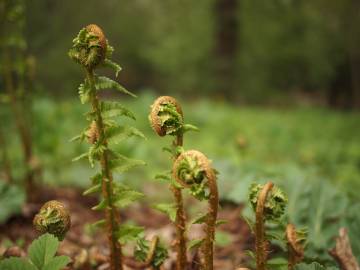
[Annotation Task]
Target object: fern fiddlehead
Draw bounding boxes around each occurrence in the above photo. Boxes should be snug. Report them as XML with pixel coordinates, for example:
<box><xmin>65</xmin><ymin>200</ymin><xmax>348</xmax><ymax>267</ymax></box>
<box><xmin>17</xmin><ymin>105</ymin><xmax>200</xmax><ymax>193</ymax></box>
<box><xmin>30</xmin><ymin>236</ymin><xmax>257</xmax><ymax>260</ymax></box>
<box><xmin>249</xmin><ymin>182</ymin><xmax>287</xmax><ymax>270</ymax></box>
<box><xmin>286</xmin><ymin>224</ymin><xmax>305</xmax><ymax>270</ymax></box>
<box><xmin>33</xmin><ymin>200</ymin><xmax>71</xmax><ymax>241</ymax></box>
<box><xmin>173</xmin><ymin>150</ymin><xmax>219</xmax><ymax>270</ymax></box>
<box><xmin>69</xmin><ymin>24</ymin><xmax>166</xmax><ymax>270</ymax></box>
<box><xmin>149</xmin><ymin>96</ymin><xmax>188</xmax><ymax>269</ymax></box>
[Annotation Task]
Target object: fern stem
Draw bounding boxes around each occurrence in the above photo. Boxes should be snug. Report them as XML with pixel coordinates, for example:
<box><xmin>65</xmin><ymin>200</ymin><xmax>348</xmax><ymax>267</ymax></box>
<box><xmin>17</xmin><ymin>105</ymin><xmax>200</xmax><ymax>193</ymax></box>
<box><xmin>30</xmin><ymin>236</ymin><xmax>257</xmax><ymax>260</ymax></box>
<box><xmin>0</xmin><ymin>127</ymin><xmax>13</xmax><ymax>183</ymax></box>
<box><xmin>255</xmin><ymin>181</ymin><xmax>274</xmax><ymax>270</ymax></box>
<box><xmin>286</xmin><ymin>224</ymin><xmax>304</xmax><ymax>270</ymax></box>
<box><xmin>86</xmin><ymin>69</ymin><xmax>123</xmax><ymax>270</ymax></box>
<box><xmin>172</xmin><ymin>133</ymin><xmax>187</xmax><ymax>270</ymax></box>
<box><xmin>3</xmin><ymin>50</ymin><xmax>34</xmax><ymax>199</ymax></box>
<box><xmin>202</xmin><ymin>168</ymin><xmax>218</xmax><ymax>270</ymax></box>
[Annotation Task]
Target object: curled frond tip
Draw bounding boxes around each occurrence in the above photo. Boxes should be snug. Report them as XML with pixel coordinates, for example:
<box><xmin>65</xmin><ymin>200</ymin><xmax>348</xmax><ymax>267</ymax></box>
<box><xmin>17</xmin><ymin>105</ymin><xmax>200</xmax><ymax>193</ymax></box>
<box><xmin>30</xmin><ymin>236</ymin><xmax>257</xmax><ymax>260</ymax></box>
<box><xmin>149</xmin><ymin>96</ymin><xmax>183</xmax><ymax>137</ymax></box>
<box><xmin>33</xmin><ymin>200</ymin><xmax>71</xmax><ymax>240</ymax></box>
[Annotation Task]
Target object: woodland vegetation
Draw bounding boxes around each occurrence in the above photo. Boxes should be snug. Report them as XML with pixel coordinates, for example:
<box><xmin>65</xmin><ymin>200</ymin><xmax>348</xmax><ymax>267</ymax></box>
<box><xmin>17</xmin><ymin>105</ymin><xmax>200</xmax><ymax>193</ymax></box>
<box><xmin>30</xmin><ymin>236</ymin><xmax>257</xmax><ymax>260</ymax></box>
<box><xmin>1</xmin><ymin>1</ymin><xmax>360</xmax><ymax>270</ymax></box>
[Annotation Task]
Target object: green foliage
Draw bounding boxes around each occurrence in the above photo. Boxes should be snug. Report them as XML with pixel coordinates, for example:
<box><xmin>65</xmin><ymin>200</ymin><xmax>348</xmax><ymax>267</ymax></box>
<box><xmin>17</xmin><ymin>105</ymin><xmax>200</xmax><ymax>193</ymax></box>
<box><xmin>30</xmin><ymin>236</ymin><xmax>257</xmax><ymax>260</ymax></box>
<box><xmin>0</xmin><ymin>181</ymin><xmax>25</xmax><ymax>224</ymax></box>
<box><xmin>134</xmin><ymin>238</ymin><xmax>168</xmax><ymax>269</ymax></box>
<box><xmin>176</xmin><ymin>155</ymin><xmax>205</xmax><ymax>186</ymax></box>
<box><xmin>248</xmin><ymin>183</ymin><xmax>288</xmax><ymax>222</ymax></box>
<box><xmin>156</xmin><ymin>102</ymin><xmax>183</xmax><ymax>136</ymax></box>
<box><xmin>294</xmin><ymin>262</ymin><xmax>338</xmax><ymax>270</ymax></box>
<box><xmin>0</xmin><ymin>234</ymin><xmax>70</xmax><ymax>270</ymax></box>
<box><xmin>116</xmin><ymin>224</ymin><xmax>144</xmax><ymax>244</ymax></box>
<box><xmin>152</xmin><ymin>203</ymin><xmax>177</xmax><ymax>222</ymax></box>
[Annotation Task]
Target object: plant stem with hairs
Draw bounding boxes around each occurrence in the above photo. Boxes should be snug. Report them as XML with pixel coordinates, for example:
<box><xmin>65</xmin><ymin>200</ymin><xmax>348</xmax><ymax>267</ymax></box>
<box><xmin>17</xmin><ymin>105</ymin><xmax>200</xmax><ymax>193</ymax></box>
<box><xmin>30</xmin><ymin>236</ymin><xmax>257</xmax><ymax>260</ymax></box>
<box><xmin>255</xmin><ymin>182</ymin><xmax>274</xmax><ymax>270</ymax></box>
<box><xmin>248</xmin><ymin>182</ymin><xmax>287</xmax><ymax>270</ymax></box>
<box><xmin>173</xmin><ymin>150</ymin><xmax>219</xmax><ymax>270</ymax></box>
<box><xmin>149</xmin><ymin>96</ymin><xmax>191</xmax><ymax>269</ymax></box>
<box><xmin>86</xmin><ymin>68</ymin><xmax>123</xmax><ymax>270</ymax></box>
<box><xmin>172</xmin><ymin>134</ymin><xmax>187</xmax><ymax>270</ymax></box>
<box><xmin>286</xmin><ymin>224</ymin><xmax>304</xmax><ymax>270</ymax></box>
<box><xmin>69</xmin><ymin>25</ymin><xmax>166</xmax><ymax>270</ymax></box>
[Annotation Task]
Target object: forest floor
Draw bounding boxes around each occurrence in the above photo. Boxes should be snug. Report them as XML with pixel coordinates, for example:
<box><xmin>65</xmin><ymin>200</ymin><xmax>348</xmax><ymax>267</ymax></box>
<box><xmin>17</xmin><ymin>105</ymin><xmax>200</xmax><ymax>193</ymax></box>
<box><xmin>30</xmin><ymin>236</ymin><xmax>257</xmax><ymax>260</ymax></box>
<box><xmin>0</xmin><ymin>187</ymin><xmax>252</xmax><ymax>270</ymax></box>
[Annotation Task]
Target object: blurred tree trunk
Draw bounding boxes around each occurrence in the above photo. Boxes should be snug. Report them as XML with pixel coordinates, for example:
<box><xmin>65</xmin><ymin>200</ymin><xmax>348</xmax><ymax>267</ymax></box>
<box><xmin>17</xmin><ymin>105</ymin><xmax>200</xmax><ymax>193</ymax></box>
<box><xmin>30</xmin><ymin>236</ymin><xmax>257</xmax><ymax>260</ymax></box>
<box><xmin>346</xmin><ymin>0</ymin><xmax>360</xmax><ymax>109</ymax></box>
<box><xmin>214</xmin><ymin>0</ymin><xmax>239</xmax><ymax>99</ymax></box>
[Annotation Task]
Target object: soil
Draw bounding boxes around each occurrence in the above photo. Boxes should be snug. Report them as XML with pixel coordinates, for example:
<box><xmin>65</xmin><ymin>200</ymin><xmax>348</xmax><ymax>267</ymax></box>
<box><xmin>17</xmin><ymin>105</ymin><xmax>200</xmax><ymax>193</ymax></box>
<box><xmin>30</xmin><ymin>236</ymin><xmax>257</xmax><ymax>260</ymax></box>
<box><xmin>0</xmin><ymin>187</ymin><xmax>252</xmax><ymax>270</ymax></box>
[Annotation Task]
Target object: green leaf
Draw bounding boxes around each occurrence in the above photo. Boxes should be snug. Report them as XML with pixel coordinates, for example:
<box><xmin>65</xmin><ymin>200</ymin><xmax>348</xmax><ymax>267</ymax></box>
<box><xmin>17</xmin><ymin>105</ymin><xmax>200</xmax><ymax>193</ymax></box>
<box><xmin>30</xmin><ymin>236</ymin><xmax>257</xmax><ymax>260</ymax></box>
<box><xmin>103</xmin><ymin>59</ymin><xmax>122</xmax><ymax>77</ymax></box>
<box><xmin>109</xmin><ymin>155</ymin><xmax>146</xmax><ymax>173</ymax></box>
<box><xmin>0</xmin><ymin>258</ymin><xmax>37</xmax><ymax>270</ymax></box>
<box><xmin>183</xmin><ymin>124</ymin><xmax>199</xmax><ymax>133</ymax></box>
<box><xmin>78</xmin><ymin>81</ymin><xmax>91</xmax><ymax>104</ymax></box>
<box><xmin>216</xmin><ymin>219</ymin><xmax>228</xmax><ymax>226</ymax></box>
<box><xmin>95</xmin><ymin>76</ymin><xmax>136</xmax><ymax>97</ymax></box>
<box><xmin>43</xmin><ymin>256</ymin><xmax>71</xmax><ymax>270</ymax></box>
<box><xmin>153</xmin><ymin>203</ymin><xmax>177</xmax><ymax>222</ymax></box>
<box><xmin>294</xmin><ymin>262</ymin><xmax>338</xmax><ymax>270</ymax></box>
<box><xmin>101</xmin><ymin>102</ymin><xmax>135</xmax><ymax>120</ymax></box>
<box><xmin>134</xmin><ymin>238</ymin><xmax>168</xmax><ymax>268</ymax></box>
<box><xmin>91</xmin><ymin>219</ymin><xmax>106</xmax><ymax>228</ymax></box>
<box><xmin>28</xmin><ymin>234</ymin><xmax>59</xmax><ymax>269</ymax></box>
<box><xmin>83</xmin><ymin>184</ymin><xmax>102</xmax><ymax>196</ymax></box>
<box><xmin>91</xmin><ymin>199</ymin><xmax>108</xmax><ymax>211</ymax></box>
<box><xmin>72</xmin><ymin>152</ymin><xmax>88</xmax><ymax>162</ymax></box>
<box><xmin>105</xmin><ymin>125</ymin><xmax>145</xmax><ymax>145</ymax></box>
<box><xmin>116</xmin><ymin>224</ymin><xmax>144</xmax><ymax>244</ymax></box>
<box><xmin>188</xmin><ymin>238</ymin><xmax>204</xmax><ymax>250</ymax></box>
<box><xmin>215</xmin><ymin>231</ymin><xmax>232</xmax><ymax>247</ymax></box>
<box><xmin>192</xmin><ymin>213</ymin><xmax>208</xmax><ymax>224</ymax></box>
<box><xmin>113</xmin><ymin>185</ymin><xmax>144</xmax><ymax>208</ymax></box>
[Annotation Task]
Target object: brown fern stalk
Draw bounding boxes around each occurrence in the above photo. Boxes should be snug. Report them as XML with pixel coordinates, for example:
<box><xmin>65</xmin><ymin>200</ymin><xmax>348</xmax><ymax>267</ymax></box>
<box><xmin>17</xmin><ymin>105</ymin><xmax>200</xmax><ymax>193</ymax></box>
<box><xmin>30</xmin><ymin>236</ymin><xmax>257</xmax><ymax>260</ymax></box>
<box><xmin>86</xmin><ymin>68</ymin><xmax>123</xmax><ymax>270</ymax></box>
<box><xmin>255</xmin><ymin>181</ymin><xmax>274</xmax><ymax>270</ymax></box>
<box><xmin>173</xmin><ymin>150</ymin><xmax>219</xmax><ymax>270</ymax></box>
<box><xmin>150</xmin><ymin>96</ymin><xmax>187</xmax><ymax>269</ymax></box>
<box><xmin>286</xmin><ymin>224</ymin><xmax>304</xmax><ymax>270</ymax></box>
<box><xmin>172</xmin><ymin>133</ymin><xmax>187</xmax><ymax>270</ymax></box>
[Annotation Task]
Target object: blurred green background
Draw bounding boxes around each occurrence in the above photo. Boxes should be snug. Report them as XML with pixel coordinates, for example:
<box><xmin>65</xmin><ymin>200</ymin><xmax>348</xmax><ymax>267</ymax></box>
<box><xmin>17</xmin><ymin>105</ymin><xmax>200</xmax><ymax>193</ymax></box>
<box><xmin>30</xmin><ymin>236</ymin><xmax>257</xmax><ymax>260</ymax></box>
<box><xmin>1</xmin><ymin>0</ymin><xmax>360</xmax><ymax>264</ymax></box>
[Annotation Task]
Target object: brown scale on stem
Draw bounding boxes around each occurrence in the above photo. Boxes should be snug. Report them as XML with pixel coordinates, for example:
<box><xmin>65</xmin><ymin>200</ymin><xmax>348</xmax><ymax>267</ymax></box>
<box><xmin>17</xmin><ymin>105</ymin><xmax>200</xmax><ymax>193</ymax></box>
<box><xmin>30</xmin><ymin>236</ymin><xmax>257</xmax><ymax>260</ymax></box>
<box><xmin>149</xmin><ymin>96</ymin><xmax>187</xmax><ymax>270</ymax></box>
<box><xmin>255</xmin><ymin>181</ymin><xmax>274</xmax><ymax>270</ymax></box>
<box><xmin>286</xmin><ymin>224</ymin><xmax>304</xmax><ymax>270</ymax></box>
<box><xmin>86</xmin><ymin>120</ymin><xmax>100</xmax><ymax>144</ymax></box>
<box><xmin>173</xmin><ymin>150</ymin><xmax>219</xmax><ymax>270</ymax></box>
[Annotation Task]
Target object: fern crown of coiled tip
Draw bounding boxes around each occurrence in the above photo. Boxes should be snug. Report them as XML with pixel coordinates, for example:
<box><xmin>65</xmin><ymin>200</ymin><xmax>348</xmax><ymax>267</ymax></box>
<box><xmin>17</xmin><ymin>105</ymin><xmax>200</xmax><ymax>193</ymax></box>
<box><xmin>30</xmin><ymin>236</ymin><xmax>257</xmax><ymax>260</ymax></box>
<box><xmin>149</xmin><ymin>96</ymin><xmax>184</xmax><ymax>137</ymax></box>
<box><xmin>33</xmin><ymin>200</ymin><xmax>71</xmax><ymax>241</ymax></box>
<box><xmin>68</xmin><ymin>24</ymin><xmax>108</xmax><ymax>70</ymax></box>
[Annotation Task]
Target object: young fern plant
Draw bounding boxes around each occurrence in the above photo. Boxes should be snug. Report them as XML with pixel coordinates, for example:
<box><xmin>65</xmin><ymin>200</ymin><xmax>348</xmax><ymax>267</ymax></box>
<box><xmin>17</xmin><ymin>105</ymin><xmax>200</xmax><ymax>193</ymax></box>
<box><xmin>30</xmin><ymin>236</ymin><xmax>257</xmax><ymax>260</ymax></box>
<box><xmin>173</xmin><ymin>150</ymin><xmax>219</xmax><ymax>270</ymax></box>
<box><xmin>33</xmin><ymin>200</ymin><xmax>71</xmax><ymax>241</ymax></box>
<box><xmin>286</xmin><ymin>224</ymin><xmax>305</xmax><ymax>270</ymax></box>
<box><xmin>149</xmin><ymin>96</ymin><xmax>198</xmax><ymax>269</ymax></box>
<box><xmin>0</xmin><ymin>200</ymin><xmax>71</xmax><ymax>270</ymax></box>
<box><xmin>248</xmin><ymin>182</ymin><xmax>287</xmax><ymax>270</ymax></box>
<box><xmin>69</xmin><ymin>24</ymin><xmax>166</xmax><ymax>270</ymax></box>
<box><xmin>69</xmin><ymin>24</ymin><xmax>141</xmax><ymax>270</ymax></box>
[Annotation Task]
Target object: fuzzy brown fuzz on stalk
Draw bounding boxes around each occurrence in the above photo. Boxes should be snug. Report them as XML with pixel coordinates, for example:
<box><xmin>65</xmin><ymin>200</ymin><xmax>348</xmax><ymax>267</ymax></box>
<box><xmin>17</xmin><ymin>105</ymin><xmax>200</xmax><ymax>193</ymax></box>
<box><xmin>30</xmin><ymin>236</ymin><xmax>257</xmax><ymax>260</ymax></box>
<box><xmin>286</xmin><ymin>224</ymin><xmax>304</xmax><ymax>270</ymax></box>
<box><xmin>255</xmin><ymin>182</ymin><xmax>274</xmax><ymax>270</ymax></box>
<box><xmin>33</xmin><ymin>200</ymin><xmax>71</xmax><ymax>240</ymax></box>
<box><xmin>173</xmin><ymin>150</ymin><xmax>218</xmax><ymax>270</ymax></box>
<box><xmin>149</xmin><ymin>96</ymin><xmax>183</xmax><ymax>136</ymax></box>
<box><xmin>86</xmin><ymin>120</ymin><xmax>100</xmax><ymax>144</ymax></box>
